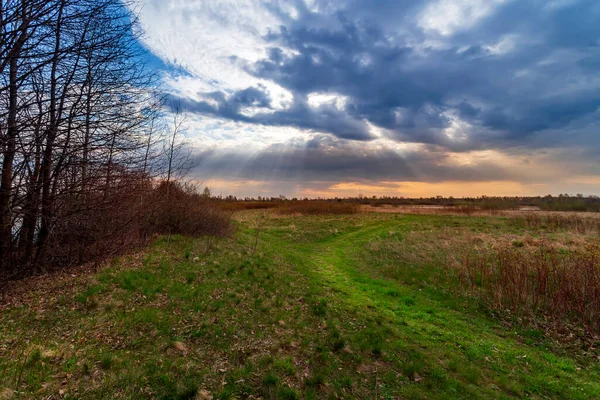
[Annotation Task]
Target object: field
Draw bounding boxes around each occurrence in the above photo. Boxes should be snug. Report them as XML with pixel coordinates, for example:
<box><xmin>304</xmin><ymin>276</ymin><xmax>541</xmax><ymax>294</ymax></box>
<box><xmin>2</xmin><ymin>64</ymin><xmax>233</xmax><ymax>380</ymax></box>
<box><xmin>1</xmin><ymin>210</ymin><xmax>600</xmax><ymax>399</ymax></box>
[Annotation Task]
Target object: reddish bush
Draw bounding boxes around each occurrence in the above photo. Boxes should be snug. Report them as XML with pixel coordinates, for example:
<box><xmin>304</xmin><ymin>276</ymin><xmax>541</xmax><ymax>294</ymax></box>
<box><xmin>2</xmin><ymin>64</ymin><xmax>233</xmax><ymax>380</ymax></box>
<box><xmin>452</xmin><ymin>244</ymin><xmax>600</xmax><ymax>333</ymax></box>
<box><xmin>146</xmin><ymin>181</ymin><xmax>232</xmax><ymax>238</ymax></box>
<box><xmin>1</xmin><ymin>176</ymin><xmax>232</xmax><ymax>284</ymax></box>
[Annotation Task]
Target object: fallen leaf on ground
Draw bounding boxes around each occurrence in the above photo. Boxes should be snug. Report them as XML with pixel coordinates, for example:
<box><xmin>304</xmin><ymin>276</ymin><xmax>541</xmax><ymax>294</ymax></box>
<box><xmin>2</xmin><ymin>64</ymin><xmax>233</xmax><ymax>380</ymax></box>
<box><xmin>196</xmin><ymin>389</ymin><xmax>213</xmax><ymax>400</ymax></box>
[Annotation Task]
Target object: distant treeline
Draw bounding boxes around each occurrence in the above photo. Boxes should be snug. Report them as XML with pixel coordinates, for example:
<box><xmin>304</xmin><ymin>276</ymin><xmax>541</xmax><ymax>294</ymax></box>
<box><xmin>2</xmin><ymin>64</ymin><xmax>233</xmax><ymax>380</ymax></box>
<box><xmin>212</xmin><ymin>193</ymin><xmax>600</xmax><ymax>212</ymax></box>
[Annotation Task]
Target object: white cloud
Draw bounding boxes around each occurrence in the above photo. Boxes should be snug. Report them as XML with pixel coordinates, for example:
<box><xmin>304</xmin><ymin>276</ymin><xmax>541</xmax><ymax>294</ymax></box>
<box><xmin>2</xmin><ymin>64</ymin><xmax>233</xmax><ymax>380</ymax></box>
<box><xmin>418</xmin><ymin>0</ymin><xmax>510</xmax><ymax>36</ymax></box>
<box><xmin>307</xmin><ymin>92</ymin><xmax>348</xmax><ymax>110</ymax></box>
<box><xmin>543</xmin><ymin>0</ymin><xmax>578</xmax><ymax>12</ymax></box>
<box><xmin>183</xmin><ymin>114</ymin><xmax>308</xmax><ymax>153</ymax></box>
<box><xmin>442</xmin><ymin>110</ymin><xmax>471</xmax><ymax>142</ymax></box>
<box><xmin>138</xmin><ymin>0</ymin><xmax>277</xmax><ymax>87</ymax></box>
<box><xmin>484</xmin><ymin>34</ymin><xmax>518</xmax><ymax>55</ymax></box>
<box><xmin>135</xmin><ymin>0</ymin><xmax>298</xmax><ymax>111</ymax></box>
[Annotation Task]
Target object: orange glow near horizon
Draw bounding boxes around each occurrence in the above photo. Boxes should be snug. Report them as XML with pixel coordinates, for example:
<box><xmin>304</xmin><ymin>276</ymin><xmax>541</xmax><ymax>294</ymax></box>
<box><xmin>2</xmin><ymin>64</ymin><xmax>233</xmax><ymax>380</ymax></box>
<box><xmin>194</xmin><ymin>177</ymin><xmax>600</xmax><ymax>199</ymax></box>
<box><xmin>302</xmin><ymin>181</ymin><xmax>550</xmax><ymax>198</ymax></box>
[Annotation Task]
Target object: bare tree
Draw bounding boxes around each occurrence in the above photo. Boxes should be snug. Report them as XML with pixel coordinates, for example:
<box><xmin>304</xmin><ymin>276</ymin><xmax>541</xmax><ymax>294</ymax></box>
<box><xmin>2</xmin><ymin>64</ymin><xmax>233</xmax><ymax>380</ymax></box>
<box><xmin>0</xmin><ymin>0</ymin><xmax>228</xmax><ymax>286</ymax></box>
<box><xmin>163</xmin><ymin>100</ymin><xmax>193</xmax><ymax>186</ymax></box>
<box><xmin>0</xmin><ymin>0</ymin><xmax>160</xmax><ymax>277</ymax></box>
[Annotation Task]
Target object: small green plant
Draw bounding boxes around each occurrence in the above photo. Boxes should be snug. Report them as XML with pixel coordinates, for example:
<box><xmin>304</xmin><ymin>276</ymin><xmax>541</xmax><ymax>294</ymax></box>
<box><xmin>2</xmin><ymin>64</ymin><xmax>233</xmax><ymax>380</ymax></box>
<box><xmin>186</xmin><ymin>272</ymin><xmax>196</xmax><ymax>284</ymax></box>
<box><xmin>274</xmin><ymin>357</ymin><xmax>296</xmax><ymax>376</ymax></box>
<box><xmin>75</xmin><ymin>285</ymin><xmax>103</xmax><ymax>307</ymax></box>
<box><xmin>306</xmin><ymin>374</ymin><xmax>325</xmax><ymax>387</ymax></box>
<box><xmin>277</xmin><ymin>387</ymin><xmax>299</xmax><ymax>400</ymax></box>
<box><xmin>311</xmin><ymin>299</ymin><xmax>327</xmax><ymax>317</ymax></box>
<box><xmin>372</xmin><ymin>345</ymin><xmax>382</xmax><ymax>358</ymax></box>
<box><xmin>402</xmin><ymin>361</ymin><xmax>425</xmax><ymax>381</ymax></box>
<box><xmin>26</xmin><ymin>348</ymin><xmax>41</xmax><ymax>367</ymax></box>
<box><xmin>263</xmin><ymin>373</ymin><xmax>278</xmax><ymax>386</ymax></box>
<box><xmin>329</xmin><ymin>328</ymin><xmax>346</xmax><ymax>352</ymax></box>
<box><xmin>461</xmin><ymin>365</ymin><xmax>481</xmax><ymax>384</ymax></box>
<box><xmin>447</xmin><ymin>358</ymin><xmax>460</xmax><ymax>373</ymax></box>
<box><xmin>334</xmin><ymin>376</ymin><xmax>353</xmax><ymax>389</ymax></box>
<box><xmin>100</xmin><ymin>354</ymin><xmax>114</xmax><ymax>370</ymax></box>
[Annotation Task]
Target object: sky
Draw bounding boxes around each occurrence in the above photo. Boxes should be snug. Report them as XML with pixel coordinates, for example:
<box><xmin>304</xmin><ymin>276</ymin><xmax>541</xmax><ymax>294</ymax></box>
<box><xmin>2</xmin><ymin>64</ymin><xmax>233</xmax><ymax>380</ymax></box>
<box><xmin>133</xmin><ymin>0</ymin><xmax>600</xmax><ymax>198</ymax></box>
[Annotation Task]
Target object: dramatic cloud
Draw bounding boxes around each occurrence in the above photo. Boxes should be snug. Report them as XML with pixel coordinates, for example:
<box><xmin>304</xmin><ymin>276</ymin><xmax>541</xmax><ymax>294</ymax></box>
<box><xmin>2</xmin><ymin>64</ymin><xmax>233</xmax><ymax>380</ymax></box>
<box><xmin>134</xmin><ymin>0</ymin><xmax>600</xmax><ymax>196</ymax></box>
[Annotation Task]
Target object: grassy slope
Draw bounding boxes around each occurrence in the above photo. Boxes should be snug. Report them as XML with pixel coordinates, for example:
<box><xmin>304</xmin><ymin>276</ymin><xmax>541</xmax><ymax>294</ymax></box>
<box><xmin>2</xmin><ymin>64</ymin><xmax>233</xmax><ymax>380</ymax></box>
<box><xmin>1</xmin><ymin>212</ymin><xmax>599</xmax><ymax>399</ymax></box>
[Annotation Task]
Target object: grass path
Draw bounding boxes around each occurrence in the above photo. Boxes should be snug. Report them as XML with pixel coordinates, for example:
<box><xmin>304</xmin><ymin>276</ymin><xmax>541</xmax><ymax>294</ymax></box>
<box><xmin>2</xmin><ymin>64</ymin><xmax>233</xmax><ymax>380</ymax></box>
<box><xmin>264</xmin><ymin>215</ymin><xmax>600</xmax><ymax>399</ymax></box>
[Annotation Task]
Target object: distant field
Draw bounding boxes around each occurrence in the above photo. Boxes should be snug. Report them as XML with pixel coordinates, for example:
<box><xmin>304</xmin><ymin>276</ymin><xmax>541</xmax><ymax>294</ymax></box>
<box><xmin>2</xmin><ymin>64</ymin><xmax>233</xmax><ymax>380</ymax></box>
<box><xmin>363</xmin><ymin>204</ymin><xmax>600</xmax><ymax>218</ymax></box>
<box><xmin>215</xmin><ymin>195</ymin><xmax>600</xmax><ymax>214</ymax></box>
<box><xmin>1</xmin><ymin>211</ymin><xmax>599</xmax><ymax>399</ymax></box>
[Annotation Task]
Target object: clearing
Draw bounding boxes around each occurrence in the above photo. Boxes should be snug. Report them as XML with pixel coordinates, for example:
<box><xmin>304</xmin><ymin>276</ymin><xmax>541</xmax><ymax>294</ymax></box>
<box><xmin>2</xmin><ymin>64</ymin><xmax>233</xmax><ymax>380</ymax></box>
<box><xmin>1</xmin><ymin>211</ymin><xmax>599</xmax><ymax>399</ymax></box>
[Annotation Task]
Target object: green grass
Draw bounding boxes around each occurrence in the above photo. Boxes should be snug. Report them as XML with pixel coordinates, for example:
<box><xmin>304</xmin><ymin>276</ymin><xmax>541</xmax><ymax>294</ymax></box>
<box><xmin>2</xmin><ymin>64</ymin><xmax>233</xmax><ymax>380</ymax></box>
<box><xmin>0</xmin><ymin>212</ymin><xmax>599</xmax><ymax>399</ymax></box>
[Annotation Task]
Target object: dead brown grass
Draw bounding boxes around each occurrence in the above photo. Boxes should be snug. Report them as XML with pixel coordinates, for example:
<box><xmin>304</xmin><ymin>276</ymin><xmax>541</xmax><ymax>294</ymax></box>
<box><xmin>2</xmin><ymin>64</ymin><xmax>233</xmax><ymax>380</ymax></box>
<box><xmin>452</xmin><ymin>243</ymin><xmax>600</xmax><ymax>333</ymax></box>
<box><xmin>362</xmin><ymin>204</ymin><xmax>499</xmax><ymax>216</ymax></box>
<box><xmin>364</xmin><ymin>205</ymin><xmax>600</xmax><ymax>226</ymax></box>
<box><xmin>371</xmin><ymin>226</ymin><xmax>600</xmax><ymax>338</ymax></box>
<box><xmin>274</xmin><ymin>201</ymin><xmax>360</xmax><ymax>215</ymax></box>
<box><xmin>217</xmin><ymin>200</ymin><xmax>360</xmax><ymax>215</ymax></box>
<box><xmin>216</xmin><ymin>201</ymin><xmax>278</xmax><ymax>212</ymax></box>
<box><xmin>511</xmin><ymin>213</ymin><xmax>600</xmax><ymax>234</ymax></box>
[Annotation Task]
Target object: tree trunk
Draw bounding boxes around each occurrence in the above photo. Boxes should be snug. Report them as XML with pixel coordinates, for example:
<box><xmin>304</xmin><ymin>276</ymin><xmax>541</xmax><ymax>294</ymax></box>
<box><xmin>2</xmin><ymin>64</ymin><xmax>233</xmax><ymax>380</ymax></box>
<box><xmin>0</xmin><ymin>1</ymin><xmax>29</xmax><ymax>272</ymax></box>
<box><xmin>35</xmin><ymin>0</ymin><xmax>65</xmax><ymax>265</ymax></box>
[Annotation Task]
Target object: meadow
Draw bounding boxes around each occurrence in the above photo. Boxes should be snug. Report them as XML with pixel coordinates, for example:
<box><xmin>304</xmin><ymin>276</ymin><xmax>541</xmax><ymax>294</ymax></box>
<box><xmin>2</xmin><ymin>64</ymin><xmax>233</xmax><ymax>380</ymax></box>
<box><xmin>1</xmin><ymin>208</ymin><xmax>599</xmax><ymax>399</ymax></box>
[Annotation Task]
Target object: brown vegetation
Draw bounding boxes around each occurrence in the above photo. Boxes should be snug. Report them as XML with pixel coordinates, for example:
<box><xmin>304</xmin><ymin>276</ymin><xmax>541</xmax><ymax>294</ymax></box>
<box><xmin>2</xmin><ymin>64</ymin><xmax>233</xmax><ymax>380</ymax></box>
<box><xmin>215</xmin><ymin>200</ymin><xmax>360</xmax><ymax>215</ymax></box>
<box><xmin>452</xmin><ymin>243</ymin><xmax>600</xmax><ymax>333</ymax></box>
<box><xmin>0</xmin><ymin>175</ymin><xmax>231</xmax><ymax>285</ymax></box>
<box><xmin>374</xmin><ymin>224</ymin><xmax>600</xmax><ymax>336</ymax></box>
<box><xmin>216</xmin><ymin>201</ymin><xmax>278</xmax><ymax>212</ymax></box>
<box><xmin>146</xmin><ymin>181</ymin><xmax>232</xmax><ymax>238</ymax></box>
<box><xmin>273</xmin><ymin>201</ymin><xmax>360</xmax><ymax>215</ymax></box>
<box><xmin>215</xmin><ymin>194</ymin><xmax>600</xmax><ymax>215</ymax></box>
<box><xmin>511</xmin><ymin>213</ymin><xmax>600</xmax><ymax>234</ymax></box>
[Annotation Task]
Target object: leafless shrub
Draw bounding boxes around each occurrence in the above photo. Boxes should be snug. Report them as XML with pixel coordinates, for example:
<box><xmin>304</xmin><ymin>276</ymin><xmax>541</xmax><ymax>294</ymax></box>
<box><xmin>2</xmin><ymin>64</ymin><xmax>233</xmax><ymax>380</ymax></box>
<box><xmin>450</xmin><ymin>244</ymin><xmax>600</xmax><ymax>333</ymax></box>
<box><xmin>146</xmin><ymin>181</ymin><xmax>232</xmax><ymax>238</ymax></box>
<box><xmin>0</xmin><ymin>175</ymin><xmax>232</xmax><ymax>284</ymax></box>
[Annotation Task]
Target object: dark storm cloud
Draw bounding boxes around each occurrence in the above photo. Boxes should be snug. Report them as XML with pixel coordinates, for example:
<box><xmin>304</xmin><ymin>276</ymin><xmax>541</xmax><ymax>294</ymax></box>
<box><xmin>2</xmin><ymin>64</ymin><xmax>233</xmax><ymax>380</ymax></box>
<box><xmin>173</xmin><ymin>0</ymin><xmax>600</xmax><ymax>151</ymax></box>
<box><xmin>169</xmin><ymin>87</ymin><xmax>271</xmax><ymax>119</ymax></box>
<box><xmin>191</xmin><ymin>135</ymin><xmax>522</xmax><ymax>183</ymax></box>
<box><xmin>170</xmin><ymin>90</ymin><xmax>373</xmax><ymax>140</ymax></box>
